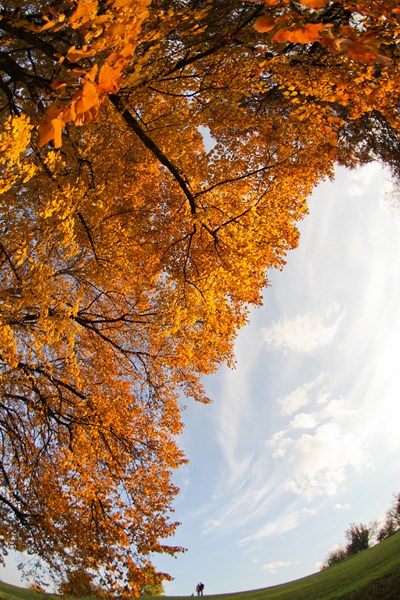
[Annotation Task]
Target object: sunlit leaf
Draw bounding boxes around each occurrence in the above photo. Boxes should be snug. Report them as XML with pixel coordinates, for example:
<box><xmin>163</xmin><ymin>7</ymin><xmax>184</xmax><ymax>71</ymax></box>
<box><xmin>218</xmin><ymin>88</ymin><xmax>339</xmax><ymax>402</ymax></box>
<box><xmin>38</xmin><ymin>117</ymin><xmax>64</xmax><ymax>147</ymax></box>
<box><xmin>273</xmin><ymin>23</ymin><xmax>324</xmax><ymax>43</ymax></box>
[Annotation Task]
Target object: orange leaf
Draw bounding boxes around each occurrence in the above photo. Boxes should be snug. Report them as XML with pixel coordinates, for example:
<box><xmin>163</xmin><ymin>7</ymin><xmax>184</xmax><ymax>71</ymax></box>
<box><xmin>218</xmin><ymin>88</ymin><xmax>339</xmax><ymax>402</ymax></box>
<box><xmin>50</xmin><ymin>79</ymin><xmax>68</xmax><ymax>90</ymax></box>
<box><xmin>38</xmin><ymin>117</ymin><xmax>64</xmax><ymax>148</ymax></box>
<box><xmin>67</xmin><ymin>47</ymin><xmax>93</xmax><ymax>62</ymax></box>
<box><xmin>51</xmin><ymin>119</ymin><xmax>64</xmax><ymax>148</ymax></box>
<box><xmin>69</xmin><ymin>0</ymin><xmax>98</xmax><ymax>26</ymax></box>
<box><xmin>273</xmin><ymin>23</ymin><xmax>324</xmax><ymax>44</ymax></box>
<box><xmin>74</xmin><ymin>81</ymin><xmax>98</xmax><ymax>114</ymax></box>
<box><xmin>37</xmin><ymin>19</ymin><xmax>56</xmax><ymax>31</ymax></box>
<box><xmin>335</xmin><ymin>38</ymin><xmax>377</xmax><ymax>63</ymax></box>
<box><xmin>26</xmin><ymin>16</ymin><xmax>57</xmax><ymax>32</ymax></box>
<box><xmin>253</xmin><ymin>15</ymin><xmax>275</xmax><ymax>33</ymax></box>
<box><xmin>62</xmin><ymin>103</ymin><xmax>77</xmax><ymax>123</ymax></box>
<box><xmin>98</xmin><ymin>63</ymin><xmax>122</xmax><ymax>94</ymax></box>
<box><xmin>298</xmin><ymin>0</ymin><xmax>329</xmax><ymax>7</ymax></box>
<box><xmin>74</xmin><ymin>105</ymin><xmax>99</xmax><ymax>126</ymax></box>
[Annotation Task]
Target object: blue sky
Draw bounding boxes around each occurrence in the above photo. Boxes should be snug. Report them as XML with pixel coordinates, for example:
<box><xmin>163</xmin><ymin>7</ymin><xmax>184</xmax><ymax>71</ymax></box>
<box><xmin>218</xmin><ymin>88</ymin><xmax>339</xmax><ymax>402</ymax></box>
<box><xmin>151</xmin><ymin>162</ymin><xmax>400</xmax><ymax>596</ymax></box>
<box><xmin>2</xmin><ymin>163</ymin><xmax>400</xmax><ymax>595</ymax></box>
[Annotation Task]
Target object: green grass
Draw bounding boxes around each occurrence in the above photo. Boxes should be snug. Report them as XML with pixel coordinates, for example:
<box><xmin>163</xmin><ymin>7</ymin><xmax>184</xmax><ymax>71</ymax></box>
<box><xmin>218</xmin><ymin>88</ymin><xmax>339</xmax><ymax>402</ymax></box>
<box><xmin>2</xmin><ymin>532</ymin><xmax>400</xmax><ymax>600</ymax></box>
<box><xmin>0</xmin><ymin>581</ymin><xmax>52</xmax><ymax>600</ymax></box>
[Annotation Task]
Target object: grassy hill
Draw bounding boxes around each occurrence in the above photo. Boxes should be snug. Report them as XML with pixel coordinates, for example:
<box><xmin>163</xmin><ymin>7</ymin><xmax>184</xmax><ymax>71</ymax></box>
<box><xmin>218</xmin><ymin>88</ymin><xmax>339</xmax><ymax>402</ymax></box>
<box><xmin>1</xmin><ymin>532</ymin><xmax>400</xmax><ymax>600</ymax></box>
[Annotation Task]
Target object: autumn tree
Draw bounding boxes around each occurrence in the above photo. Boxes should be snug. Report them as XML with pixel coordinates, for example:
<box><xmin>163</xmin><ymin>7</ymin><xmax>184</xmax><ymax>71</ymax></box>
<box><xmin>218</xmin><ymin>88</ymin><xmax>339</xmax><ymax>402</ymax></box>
<box><xmin>139</xmin><ymin>567</ymin><xmax>165</xmax><ymax>597</ymax></box>
<box><xmin>59</xmin><ymin>569</ymin><xmax>97</xmax><ymax>597</ymax></box>
<box><xmin>140</xmin><ymin>582</ymin><xmax>164</xmax><ymax>597</ymax></box>
<box><xmin>1</xmin><ymin>0</ymin><xmax>400</xmax><ymax>594</ymax></box>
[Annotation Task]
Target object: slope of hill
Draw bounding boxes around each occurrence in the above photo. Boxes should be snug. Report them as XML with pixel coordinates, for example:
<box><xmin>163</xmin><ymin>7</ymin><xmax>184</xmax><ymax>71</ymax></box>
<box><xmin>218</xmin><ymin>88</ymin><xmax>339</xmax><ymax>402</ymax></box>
<box><xmin>169</xmin><ymin>531</ymin><xmax>400</xmax><ymax>600</ymax></box>
<box><xmin>1</xmin><ymin>531</ymin><xmax>400</xmax><ymax>600</ymax></box>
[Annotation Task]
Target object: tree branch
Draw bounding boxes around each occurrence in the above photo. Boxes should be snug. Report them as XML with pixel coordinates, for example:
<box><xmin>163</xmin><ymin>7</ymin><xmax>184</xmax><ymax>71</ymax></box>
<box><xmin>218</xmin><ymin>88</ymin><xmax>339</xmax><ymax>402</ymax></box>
<box><xmin>109</xmin><ymin>94</ymin><xmax>198</xmax><ymax>215</ymax></box>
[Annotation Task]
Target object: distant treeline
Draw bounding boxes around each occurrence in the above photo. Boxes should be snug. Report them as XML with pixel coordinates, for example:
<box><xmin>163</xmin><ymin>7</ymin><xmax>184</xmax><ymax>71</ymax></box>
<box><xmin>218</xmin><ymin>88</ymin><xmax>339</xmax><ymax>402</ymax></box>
<box><xmin>321</xmin><ymin>491</ymin><xmax>400</xmax><ymax>569</ymax></box>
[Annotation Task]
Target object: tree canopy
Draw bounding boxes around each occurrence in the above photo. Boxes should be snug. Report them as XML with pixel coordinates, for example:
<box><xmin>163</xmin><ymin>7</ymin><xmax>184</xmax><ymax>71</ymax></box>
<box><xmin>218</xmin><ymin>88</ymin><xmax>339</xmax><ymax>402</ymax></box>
<box><xmin>1</xmin><ymin>0</ymin><xmax>400</xmax><ymax>595</ymax></box>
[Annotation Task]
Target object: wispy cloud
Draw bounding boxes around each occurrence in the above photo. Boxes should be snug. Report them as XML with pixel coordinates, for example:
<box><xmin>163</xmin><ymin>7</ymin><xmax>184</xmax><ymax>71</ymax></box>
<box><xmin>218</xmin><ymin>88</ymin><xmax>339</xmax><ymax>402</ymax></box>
<box><xmin>277</xmin><ymin>375</ymin><xmax>326</xmax><ymax>416</ymax></box>
<box><xmin>240</xmin><ymin>511</ymin><xmax>302</xmax><ymax>544</ymax></box>
<box><xmin>200</xmin><ymin>469</ymin><xmax>286</xmax><ymax>537</ymax></box>
<box><xmin>262</xmin><ymin>303</ymin><xmax>345</xmax><ymax>354</ymax></box>
<box><xmin>213</xmin><ymin>365</ymin><xmax>254</xmax><ymax>486</ymax></box>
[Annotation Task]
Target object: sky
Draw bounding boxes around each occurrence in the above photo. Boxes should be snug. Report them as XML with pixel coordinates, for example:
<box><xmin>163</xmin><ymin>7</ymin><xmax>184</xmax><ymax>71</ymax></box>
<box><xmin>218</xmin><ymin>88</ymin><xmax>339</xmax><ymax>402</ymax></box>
<box><xmin>2</xmin><ymin>162</ymin><xmax>400</xmax><ymax>595</ymax></box>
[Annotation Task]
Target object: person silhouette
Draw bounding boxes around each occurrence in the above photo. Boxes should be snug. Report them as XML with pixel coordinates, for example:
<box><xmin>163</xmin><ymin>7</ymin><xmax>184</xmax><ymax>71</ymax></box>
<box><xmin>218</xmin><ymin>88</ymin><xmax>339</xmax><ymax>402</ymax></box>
<box><xmin>196</xmin><ymin>582</ymin><xmax>204</xmax><ymax>596</ymax></box>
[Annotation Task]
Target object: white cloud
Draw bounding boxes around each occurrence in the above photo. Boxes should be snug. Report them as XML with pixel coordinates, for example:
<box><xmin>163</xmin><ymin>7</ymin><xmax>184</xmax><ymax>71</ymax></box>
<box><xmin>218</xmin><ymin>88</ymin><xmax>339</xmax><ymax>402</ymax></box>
<box><xmin>317</xmin><ymin>398</ymin><xmax>356</xmax><ymax>421</ymax></box>
<box><xmin>289</xmin><ymin>413</ymin><xmax>317</xmax><ymax>429</ymax></box>
<box><xmin>271</xmin><ymin>422</ymin><xmax>369</xmax><ymax>499</ymax></box>
<box><xmin>262</xmin><ymin>372</ymin><xmax>371</xmax><ymax>511</ymax></box>
<box><xmin>346</xmin><ymin>162</ymin><xmax>382</xmax><ymax>198</ymax></box>
<box><xmin>334</xmin><ymin>503</ymin><xmax>351</xmax><ymax>511</ymax></box>
<box><xmin>302</xmin><ymin>507</ymin><xmax>316</xmax><ymax>515</ymax></box>
<box><xmin>202</xmin><ymin>518</ymin><xmax>223</xmax><ymax>533</ymax></box>
<box><xmin>263</xmin><ymin>561</ymin><xmax>291</xmax><ymax>574</ymax></box>
<box><xmin>262</xmin><ymin>303</ymin><xmax>345</xmax><ymax>354</ymax></box>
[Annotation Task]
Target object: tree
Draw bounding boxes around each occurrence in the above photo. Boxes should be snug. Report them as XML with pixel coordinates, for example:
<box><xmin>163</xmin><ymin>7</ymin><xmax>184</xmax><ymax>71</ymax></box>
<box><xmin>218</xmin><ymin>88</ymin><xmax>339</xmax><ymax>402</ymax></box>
<box><xmin>59</xmin><ymin>569</ymin><xmax>97</xmax><ymax>597</ymax></box>
<box><xmin>377</xmin><ymin>492</ymin><xmax>400</xmax><ymax>542</ymax></box>
<box><xmin>140</xmin><ymin>580</ymin><xmax>164</xmax><ymax>597</ymax></box>
<box><xmin>320</xmin><ymin>545</ymin><xmax>348</xmax><ymax>570</ymax></box>
<box><xmin>1</xmin><ymin>0</ymin><xmax>400</xmax><ymax>594</ymax></box>
<box><xmin>345</xmin><ymin>523</ymin><xmax>373</xmax><ymax>556</ymax></box>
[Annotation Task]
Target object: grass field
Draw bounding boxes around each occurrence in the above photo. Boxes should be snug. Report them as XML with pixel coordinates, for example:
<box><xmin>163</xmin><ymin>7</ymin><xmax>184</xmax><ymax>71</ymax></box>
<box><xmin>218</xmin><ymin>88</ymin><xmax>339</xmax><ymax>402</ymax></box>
<box><xmin>1</xmin><ymin>531</ymin><xmax>400</xmax><ymax>600</ymax></box>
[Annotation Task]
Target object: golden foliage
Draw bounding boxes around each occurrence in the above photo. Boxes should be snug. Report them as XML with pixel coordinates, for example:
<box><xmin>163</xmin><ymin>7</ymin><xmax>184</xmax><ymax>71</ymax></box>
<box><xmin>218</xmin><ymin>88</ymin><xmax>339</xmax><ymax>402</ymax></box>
<box><xmin>0</xmin><ymin>116</ymin><xmax>36</xmax><ymax>194</ymax></box>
